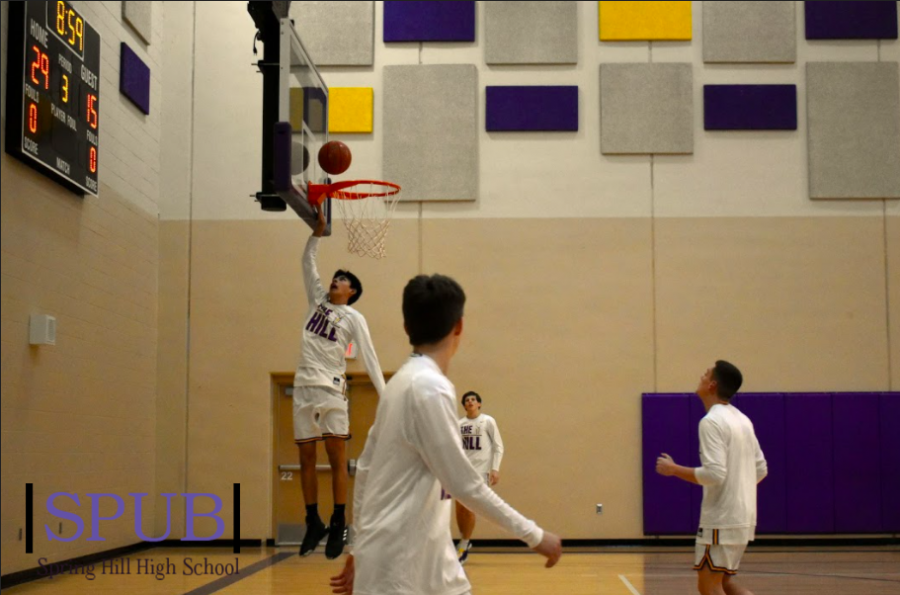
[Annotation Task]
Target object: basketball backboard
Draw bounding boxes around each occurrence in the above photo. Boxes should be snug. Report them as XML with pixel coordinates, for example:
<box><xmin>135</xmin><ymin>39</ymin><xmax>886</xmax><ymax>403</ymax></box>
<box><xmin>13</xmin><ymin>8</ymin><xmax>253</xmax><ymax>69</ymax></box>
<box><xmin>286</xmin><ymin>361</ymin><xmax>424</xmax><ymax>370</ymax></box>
<box><xmin>273</xmin><ymin>17</ymin><xmax>332</xmax><ymax>234</ymax></box>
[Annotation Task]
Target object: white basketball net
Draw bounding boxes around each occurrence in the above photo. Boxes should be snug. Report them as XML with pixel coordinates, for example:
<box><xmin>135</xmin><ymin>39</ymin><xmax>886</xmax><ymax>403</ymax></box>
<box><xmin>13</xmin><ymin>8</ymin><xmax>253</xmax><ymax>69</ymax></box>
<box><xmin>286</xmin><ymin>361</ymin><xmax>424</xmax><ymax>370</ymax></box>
<box><xmin>333</xmin><ymin>182</ymin><xmax>401</xmax><ymax>259</ymax></box>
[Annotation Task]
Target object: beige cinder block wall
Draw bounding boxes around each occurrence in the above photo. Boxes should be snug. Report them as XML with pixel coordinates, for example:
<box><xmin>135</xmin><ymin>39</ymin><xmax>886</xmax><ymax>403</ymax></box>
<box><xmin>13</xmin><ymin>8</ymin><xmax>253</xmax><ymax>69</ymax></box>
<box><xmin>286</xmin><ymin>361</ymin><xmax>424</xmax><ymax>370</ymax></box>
<box><xmin>1</xmin><ymin>0</ymin><xmax>171</xmax><ymax>574</ymax></box>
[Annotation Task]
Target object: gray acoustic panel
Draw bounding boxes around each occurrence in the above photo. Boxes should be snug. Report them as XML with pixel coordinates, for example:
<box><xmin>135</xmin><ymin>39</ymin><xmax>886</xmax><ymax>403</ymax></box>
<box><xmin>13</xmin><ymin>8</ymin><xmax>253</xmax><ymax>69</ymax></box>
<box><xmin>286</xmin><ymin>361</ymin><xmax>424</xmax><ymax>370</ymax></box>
<box><xmin>807</xmin><ymin>62</ymin><xmax>900</xmax><ymax>199</ymax></box>
<box><xmin>291</xmin><ymin>1</ymin><xmax>374</xmax><ymax>66</ymax></box>
<box><xmin>384</xmin><ymin>65</ymin><xmax>478</xmax><ymax>202</ymax></box>
<box><xmin>703</xmin><ymin>1</ymin><xmax>795</xmax><ymax>63</ymax></box>
<box><xmin>600</xmin><ymin>63</ymin><xmax>693</xmax><ymax>155</ymax></box>
<box><xmin>485</xmin><ymin>1</ymin><xmax>577</xmax><ymax>65</ymax></box>
<box><xmin>123</xmin><ymin>1</ymin><xmax>152</xmax><ymax>45</ymax></box>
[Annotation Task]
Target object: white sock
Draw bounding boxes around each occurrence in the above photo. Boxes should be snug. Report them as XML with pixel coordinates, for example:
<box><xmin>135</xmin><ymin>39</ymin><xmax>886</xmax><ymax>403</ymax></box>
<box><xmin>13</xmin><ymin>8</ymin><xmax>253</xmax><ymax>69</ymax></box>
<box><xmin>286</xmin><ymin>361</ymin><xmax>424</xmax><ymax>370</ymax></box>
<box><xmin>458</xmin><ymin>539</ymin><xmax>470</xmax><ymax>550</ymax></box>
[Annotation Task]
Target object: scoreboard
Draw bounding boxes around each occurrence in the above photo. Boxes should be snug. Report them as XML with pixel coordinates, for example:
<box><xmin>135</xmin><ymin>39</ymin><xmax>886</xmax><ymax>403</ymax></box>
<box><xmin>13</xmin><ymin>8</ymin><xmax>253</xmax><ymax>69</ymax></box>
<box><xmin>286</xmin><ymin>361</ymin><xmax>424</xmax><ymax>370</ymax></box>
<box><xmin>5</xmin><ymin>1</ymin><xmax>101</xmax><ymax>196</ymax></box>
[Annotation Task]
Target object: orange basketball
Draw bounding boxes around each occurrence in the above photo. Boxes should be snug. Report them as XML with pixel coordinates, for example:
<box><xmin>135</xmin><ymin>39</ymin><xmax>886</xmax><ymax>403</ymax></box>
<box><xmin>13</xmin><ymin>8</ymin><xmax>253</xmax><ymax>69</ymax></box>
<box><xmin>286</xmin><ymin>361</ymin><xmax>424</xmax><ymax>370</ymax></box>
<box><xmin>318</xmin><ymin>141</ymin><xmax>352</xmax><ymax>175</ymax></box>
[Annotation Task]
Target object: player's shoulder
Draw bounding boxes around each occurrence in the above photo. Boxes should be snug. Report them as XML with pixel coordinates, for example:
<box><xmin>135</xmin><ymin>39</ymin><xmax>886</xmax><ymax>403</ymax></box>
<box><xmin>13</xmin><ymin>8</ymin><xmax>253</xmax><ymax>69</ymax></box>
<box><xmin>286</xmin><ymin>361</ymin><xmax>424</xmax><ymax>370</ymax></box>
<box><xmin>699</xmin><ymin>410</ymin><xmax>724</xmax><ymax>430</ymax></box>
<box><xmin>339</xmin><ymin>304</ymin><xmax>362</xmax><ymax>318</ymax></box>
<box><xmin>409</xmin><ymin>363</ymin><xmax>455</xmax><ymax>401</ymax></box>
<box><xmin>731</xmin><ymin>404</ymin><xmax>756</xmax><ymax>428</ymax></box>
<box><xmin>481</xmin><ymin>413</ymin><xmax>498</xmax><ymax>424</ymax></box>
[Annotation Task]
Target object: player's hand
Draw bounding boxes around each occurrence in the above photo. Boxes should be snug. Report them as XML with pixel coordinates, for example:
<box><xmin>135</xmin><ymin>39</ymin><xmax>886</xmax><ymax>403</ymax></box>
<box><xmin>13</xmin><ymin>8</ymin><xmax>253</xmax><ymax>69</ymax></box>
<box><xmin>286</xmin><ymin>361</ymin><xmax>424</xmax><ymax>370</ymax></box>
<box><xmin>532</xmin><ymin>531</ymin><xmax>562</xmax><ymax>568</ymax></box>
<box><xmin>489</xmin><ymin>470</ymin><xmax>500</xmax><ymax>486</ymax></box>
<box><xmin>330</xmin><ymin>554</ymin><xmax>354</xmax><ymax>594</ymax></box>
<box><xmin>313</xmin><ymin>202</ymin><xmax>327</xmax><ymax>237</ymax></box>
<box><xmin>656</xmin><ymin>453</ymin><xmax>676</xmax><ymax>476</ymax></box>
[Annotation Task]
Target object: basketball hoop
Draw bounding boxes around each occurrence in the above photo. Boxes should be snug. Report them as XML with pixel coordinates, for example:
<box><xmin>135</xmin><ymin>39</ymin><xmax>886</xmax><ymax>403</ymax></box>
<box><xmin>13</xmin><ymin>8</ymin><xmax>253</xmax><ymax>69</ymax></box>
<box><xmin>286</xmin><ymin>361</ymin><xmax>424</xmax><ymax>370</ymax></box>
<box><xmin>308</xmin><ymin>180</ymin><xmax>402</xmax><ymax>259</ymax></box>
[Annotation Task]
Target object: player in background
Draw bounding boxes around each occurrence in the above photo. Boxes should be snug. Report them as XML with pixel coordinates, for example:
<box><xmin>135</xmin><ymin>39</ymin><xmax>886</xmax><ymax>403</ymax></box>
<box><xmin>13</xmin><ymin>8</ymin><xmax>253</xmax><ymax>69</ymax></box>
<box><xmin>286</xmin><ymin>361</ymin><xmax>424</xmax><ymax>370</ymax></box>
<box><xmin>455</xmin><ymin>391</ymin><xmax>505</xmax><ymax>564</ymax></box>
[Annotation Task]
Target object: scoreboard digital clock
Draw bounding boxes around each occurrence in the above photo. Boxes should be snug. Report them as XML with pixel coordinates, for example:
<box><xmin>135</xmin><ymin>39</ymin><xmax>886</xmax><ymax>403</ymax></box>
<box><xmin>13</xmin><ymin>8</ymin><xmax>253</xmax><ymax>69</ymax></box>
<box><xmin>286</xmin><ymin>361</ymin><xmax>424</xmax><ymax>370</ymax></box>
<box><xmin>5</xmin><ymin>1</ymin><xmax>101</xmax><ymax>196</ymax></box>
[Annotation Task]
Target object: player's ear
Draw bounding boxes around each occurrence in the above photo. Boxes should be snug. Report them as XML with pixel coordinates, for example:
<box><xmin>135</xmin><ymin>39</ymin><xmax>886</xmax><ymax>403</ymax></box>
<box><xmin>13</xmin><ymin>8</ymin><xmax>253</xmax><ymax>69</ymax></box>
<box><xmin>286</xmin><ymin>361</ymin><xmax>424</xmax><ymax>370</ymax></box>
<box><xmin>453</xmin><ymin>317</ymin><xmax>463</xmax><ymax>336</ymax></box>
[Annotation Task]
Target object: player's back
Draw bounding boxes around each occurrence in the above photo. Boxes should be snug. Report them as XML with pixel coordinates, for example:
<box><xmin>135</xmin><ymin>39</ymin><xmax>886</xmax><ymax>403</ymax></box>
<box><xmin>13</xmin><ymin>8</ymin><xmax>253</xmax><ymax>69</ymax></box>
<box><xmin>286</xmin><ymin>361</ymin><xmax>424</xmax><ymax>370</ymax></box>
<box><xmin>699</xmin><ymin>404</ymin><xmax>763</xmax><ymax>529</ymax></box>
<box><xmin>353</xmin><ymin>354</ymin><xmax>468</xmax><ymax>595</ymax></box>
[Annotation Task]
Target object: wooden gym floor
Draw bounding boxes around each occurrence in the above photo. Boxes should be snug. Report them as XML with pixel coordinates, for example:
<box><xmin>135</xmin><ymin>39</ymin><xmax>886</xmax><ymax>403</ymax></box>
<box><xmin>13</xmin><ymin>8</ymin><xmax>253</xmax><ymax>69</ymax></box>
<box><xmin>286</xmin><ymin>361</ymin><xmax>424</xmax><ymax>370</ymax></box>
<box><xmin>2</xmin><ymin>546</ymin><xmax>898</xmax><ymax>594</ymax></box>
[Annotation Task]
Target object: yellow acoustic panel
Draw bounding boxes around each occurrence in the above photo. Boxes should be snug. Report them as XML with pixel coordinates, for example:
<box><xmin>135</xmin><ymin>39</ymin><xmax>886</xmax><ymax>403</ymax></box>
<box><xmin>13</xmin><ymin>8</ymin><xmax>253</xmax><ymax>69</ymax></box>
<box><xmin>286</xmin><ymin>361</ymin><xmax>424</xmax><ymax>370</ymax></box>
<box><xmin>329</xmin><ymin>87</ymin><xmax>374</xmax><ymax>133</ymax></box>
<box><xmin>599</xmin><ymin>1</ymin><xmax>692</xmax><ymax>41</ymax></box>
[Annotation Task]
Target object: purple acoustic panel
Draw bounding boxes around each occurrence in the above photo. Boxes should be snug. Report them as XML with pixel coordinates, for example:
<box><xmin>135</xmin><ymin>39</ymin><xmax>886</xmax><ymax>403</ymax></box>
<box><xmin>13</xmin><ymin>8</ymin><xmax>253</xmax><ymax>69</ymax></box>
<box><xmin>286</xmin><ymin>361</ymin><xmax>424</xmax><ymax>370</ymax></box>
<box><xmin>688</xmin><ymin>396</ymin><xmax>706</xmax><ymax>531</ymax></box>
<box><xmin>786</xmin><ymin>393</ymin><xmax>834</xmax><ymax>533</ymax></box>
<box><xmin>833</xmin><ymin>393</ymin><xmax>883</xmax><ymax>533</ymax></box>
<box><xmin>642</xmin><ymin>394</ymin><xmax>693</xmax><ymax>535</ymax></box>
<box><xmin>384</xmin><ymin>1</ymin><xmax>476</xmax><ymax>42</ymax></box>
<box><xmin>734</xmin><ymin>393</ymin><xmax>787</xmax><ymax>534</ymax></box>
<box><xmin>486</xmin><ymin>86</ymin><xmax>578</xmax><ymax>132</ymax></box>
<box><xmin>805</xmin><ymin>1</ymin><xmax>899</xmax><ymax>40</ymax></box>
<box><xmin>120</xmin><ymin>43</ymin><xmax>151</xmax><ymax>115</ymax></box>
<box><xmin>704</xmin><ymin>85</ymin><xmax>797</xmax><ymax>131</ymax></box>
<box><xmin>881</xmin><ymin>392</ymin><xmax>900</xmax><ymax>532</ymax></box>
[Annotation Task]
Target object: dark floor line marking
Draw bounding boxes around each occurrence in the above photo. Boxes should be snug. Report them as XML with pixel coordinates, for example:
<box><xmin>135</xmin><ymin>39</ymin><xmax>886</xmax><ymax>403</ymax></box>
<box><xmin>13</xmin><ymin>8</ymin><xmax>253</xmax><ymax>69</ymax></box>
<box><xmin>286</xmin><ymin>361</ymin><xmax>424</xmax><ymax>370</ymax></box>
<box><xmin>180</xmin><ymin>552</ymin><xmax>294</xmax><ymax>595</ymax></box>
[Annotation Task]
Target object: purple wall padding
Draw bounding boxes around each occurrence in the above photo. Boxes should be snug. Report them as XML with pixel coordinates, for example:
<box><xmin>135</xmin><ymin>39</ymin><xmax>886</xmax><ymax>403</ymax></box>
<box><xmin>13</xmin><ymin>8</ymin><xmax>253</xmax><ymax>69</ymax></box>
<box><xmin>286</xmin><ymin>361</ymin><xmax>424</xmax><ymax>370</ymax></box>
<box><xmin>384</xmin><ymin>1</ymin><xmax>476</xmax><ymax>42</ymax></box>
<box><xmin>120</xmin><ymin>43</ymin><xmax>151</xmax><ymax>115</ymax></box>
<box><xmin>642</xmin><ymin>394</ymin><xmax>693</xmax><ymax>534</ymax></box>
<box><xmin>833</xmin><ymin>393</ymin><xmax>883</xmax><ymax>533</ymax></box>
<box><xmin>486</xmin><ymin>86</ymin><xmax>578</xmax><ymax>132</ymax></box>
<box><xmin>805</xmin><ymin>1</ymin><xmax>898</xmax><ymax>40</ymax></box>
<box><xmin>688</xmin><ymin>397</ymin><xmax>705</xmax><ymax>531</ymax></box>
<box><xmin>704</xmin><ymin>85</ymin><xmax>797</xmax><ymax>131</ymax></box>
<box><xmin>881</xmin><ymin>392</ymin><xmax>900</xmax><ymax>532</ymax></box>
<box><xmin>734</xmin><ymin>393</ymin><xmax>787</xmax><ymax>534</ymax></box>
<box><xmin>786</xmin><ymin>393</ymin><xmax>835</xmax><ymax>533</ymax></box>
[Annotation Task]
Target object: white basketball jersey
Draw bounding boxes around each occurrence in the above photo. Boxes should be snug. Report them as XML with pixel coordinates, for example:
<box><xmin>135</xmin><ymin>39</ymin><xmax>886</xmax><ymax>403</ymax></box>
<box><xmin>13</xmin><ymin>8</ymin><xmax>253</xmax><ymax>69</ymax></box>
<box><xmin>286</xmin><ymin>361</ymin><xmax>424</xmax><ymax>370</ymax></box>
<box><xmin>458</xmin><ymin>413</ymin><xmax>503</xmax><ymax>475</ymax></box>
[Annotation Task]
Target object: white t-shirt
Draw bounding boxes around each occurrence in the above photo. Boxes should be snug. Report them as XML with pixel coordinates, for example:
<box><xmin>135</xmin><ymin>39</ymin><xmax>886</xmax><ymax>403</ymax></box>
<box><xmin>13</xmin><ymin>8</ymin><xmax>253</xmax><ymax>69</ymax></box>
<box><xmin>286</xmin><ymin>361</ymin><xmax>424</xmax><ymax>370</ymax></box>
<box><xmin>695</xmin><ymin>403</ymin><xmax>768</xmax><ymax>533</ymax></box>
<box><xmin>458</xmin><ymin>413</ymin><xmax>504</xmax><ymax>475</ymax></box>
<box><xmin>352</xmin><ymin>354</ymin><xmax>543</xmax><ymax>595</ymax></box>
<box><xmin>294</xmin><ymin>237</ymin><xmax>385</xmax><ymax>396</ymax></box>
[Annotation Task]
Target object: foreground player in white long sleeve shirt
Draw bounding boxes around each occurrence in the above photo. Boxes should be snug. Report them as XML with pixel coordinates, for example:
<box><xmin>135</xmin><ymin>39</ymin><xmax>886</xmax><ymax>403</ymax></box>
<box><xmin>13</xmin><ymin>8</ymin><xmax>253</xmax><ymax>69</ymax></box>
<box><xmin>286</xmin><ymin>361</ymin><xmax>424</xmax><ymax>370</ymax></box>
<box><xmin>296</xmin><ymin>206</ymin><xmax>386</xmax><ymax>560</ymax></box>
<box><xmin>656</xmin><ymin>361</ymin><xmax>768</xmax><ymax>595</ymax></box>
<box><xmin>455</xmin><ymin>391</ymin><xmax>505</xmax><ymax>564</ymax></box>
<box><xmin>330</xmin><ymin>274</ymin><xmax>561</xmax><ymax>595</ymax></box>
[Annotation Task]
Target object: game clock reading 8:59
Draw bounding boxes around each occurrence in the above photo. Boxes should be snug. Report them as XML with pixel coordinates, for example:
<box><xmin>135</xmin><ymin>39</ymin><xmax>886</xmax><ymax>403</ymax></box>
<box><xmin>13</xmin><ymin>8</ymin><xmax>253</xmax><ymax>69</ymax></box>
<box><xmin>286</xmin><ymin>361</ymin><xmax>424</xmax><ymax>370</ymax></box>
<box><xmin>4</xmin><ymin>1</ymin><xmax>101</xmax><ymax>196</ymax></box>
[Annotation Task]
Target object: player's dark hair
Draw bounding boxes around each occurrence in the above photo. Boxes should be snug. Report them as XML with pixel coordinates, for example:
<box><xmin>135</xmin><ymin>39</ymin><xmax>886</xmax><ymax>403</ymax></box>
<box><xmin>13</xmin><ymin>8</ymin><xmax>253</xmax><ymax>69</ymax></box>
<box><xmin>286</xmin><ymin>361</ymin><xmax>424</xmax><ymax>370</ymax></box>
<box><xmin>461</xmin><ymin>391</ymin><xmax>482</xmax><ymax>406</ymax></box>
<box><xmin>712</xmin><ymin>360</ymin><xmax>743</xmax><ymax>401</ymax></box>
<box><xmin>402</xmin><ymin>274</ymin><xmax>466</xmax><ymax>346</ymax></box>
<box><xmin>334</xmin><ymin>270</ymin><xmax>362</xmax><ymax>305</ymax></box>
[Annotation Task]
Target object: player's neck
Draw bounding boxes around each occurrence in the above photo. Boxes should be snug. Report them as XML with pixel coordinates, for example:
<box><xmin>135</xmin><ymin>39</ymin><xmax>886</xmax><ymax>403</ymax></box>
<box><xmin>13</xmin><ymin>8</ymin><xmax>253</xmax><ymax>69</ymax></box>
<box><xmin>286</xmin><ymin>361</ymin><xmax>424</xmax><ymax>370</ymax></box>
<box><xmin>701</xmin><ymin>393</ymin><xmax>730</xmax><ymax>412</ymax></box>
<box><xmin>466</xmin><ymin>412</ymin><xmax>480</xmax><ymax>420</ymax></box>
<box><xmin>412</xmin><ymin>342</ymin><xmax>454</xmax><ymax>375</ymax></box>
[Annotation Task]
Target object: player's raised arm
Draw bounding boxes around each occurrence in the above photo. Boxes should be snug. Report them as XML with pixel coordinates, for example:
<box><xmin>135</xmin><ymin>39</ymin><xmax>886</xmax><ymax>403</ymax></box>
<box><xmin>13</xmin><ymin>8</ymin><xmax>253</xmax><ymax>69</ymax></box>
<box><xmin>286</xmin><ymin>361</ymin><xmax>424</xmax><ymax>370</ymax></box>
<box><xmin>302</xmin><ymin>205</ymin><xmax>328</xmax><ymax>306</ymax></box>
